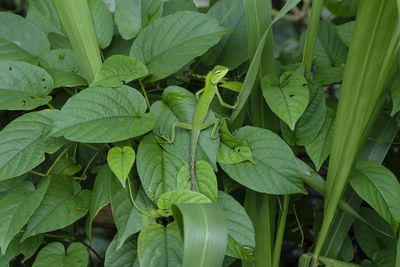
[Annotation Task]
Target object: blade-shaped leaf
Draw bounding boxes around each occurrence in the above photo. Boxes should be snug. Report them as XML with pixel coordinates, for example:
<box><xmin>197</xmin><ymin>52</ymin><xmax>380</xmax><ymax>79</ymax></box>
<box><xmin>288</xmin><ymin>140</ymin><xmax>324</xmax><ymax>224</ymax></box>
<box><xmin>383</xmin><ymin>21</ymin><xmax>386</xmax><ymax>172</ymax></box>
<box><xmin>0</xmin><ymin>109</ymin><xmax>66</xmax><ymax>180</ymax></box>
<box><xmin>151</xmin><ymin>86</ymin><xmax>219</xmax><ymax>170</ymax></box>
<box><xmin>130</xmin><ymin>11</ymin><xmax>230</xmax><ymax>81</ymax></box>
<box><xmin>0</xmin><ymin>61</ymin><xmax>54</xmax><ymax>110</ymax></box>
<box><xmin>137</xmin><ymin>134</ymin><xmax>185</xmax><ymax>202</ymax></box>
<box><xmin>38</xmin><ymin>49</ymin><xmax>87</xmax><ymax>88</ymax></box>
<box><xmin>261</xmin><ymin>71</ymin><xmax>309</xmax><ymax>130</ymax></box>
<box><xmin>107</xmin><ymin>146</ymin><xmax>136</xmax><ymax>187</ymax></box>
<box><xmin>22</xmin><ymin>175</ymin><xmax>90</xmax><ymax>240</ymax></box>
<box><xmin>51</xmin><ymin>85</ymin><xmax>155</xmax><ymax>143</ymax></box>
<box><xmin>220</xmin><ymin>126</ymin><xmax>306</xmax><ymax>194</ymax></box>
<box><xmin>33</xmin><ymin>242</ymin><xmax>88</xmax><ymax>267</ymax></box>
<box><xmin>85</xmin><ymin>165</ymin><xmax>112</xmax><ymax>241</ymax></box>
<box><xmin>90</xmin><ymin>55</ymin><xmax>148</xmax><ymax>87</ymax></box>
<box><xmin>115</xmin><ymin>0</ymin><xmax>163</xmax><ymax>40</ymax></box>
<box><xmin>217</xmin><ymin>191</ymin><xmax>255</xmax><ymax>261</ymax></box>
<box><xmin>0</xmin><ymin>12</ymin><xmax>49</xmax><ymax>62</ymax></box>
<box><xmin>157</xmin><ymin>190</ymin><xmax>211</xmax><ymax>217</ymax></box>
<box><xmin>137</xmin><ymin>223</ymin><xmax>182</xmax><ymax>267</ymax></box>
<box><xmin>0</xmin><ymin>177</ymin><xmax>50</xmax><ymax>254</ymax></box>
<box><xmin>350</xmin><ymin>160</ymin><xmax>400</xmax><ymax>233</ymax></box>
<box><xmin>171</xmin><ymin>203</ymin><xmax>227</xmax><ymax>267</ymax></box>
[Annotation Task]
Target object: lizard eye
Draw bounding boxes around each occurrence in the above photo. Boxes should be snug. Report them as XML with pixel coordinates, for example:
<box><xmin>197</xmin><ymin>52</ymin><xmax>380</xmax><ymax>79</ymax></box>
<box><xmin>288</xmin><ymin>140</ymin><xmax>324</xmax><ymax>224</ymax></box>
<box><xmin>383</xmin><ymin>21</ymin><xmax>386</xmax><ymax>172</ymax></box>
<box><xmin>215</xmin><ymin>70</ymin><xmax>222</xmax><ymax>76</ymax></box>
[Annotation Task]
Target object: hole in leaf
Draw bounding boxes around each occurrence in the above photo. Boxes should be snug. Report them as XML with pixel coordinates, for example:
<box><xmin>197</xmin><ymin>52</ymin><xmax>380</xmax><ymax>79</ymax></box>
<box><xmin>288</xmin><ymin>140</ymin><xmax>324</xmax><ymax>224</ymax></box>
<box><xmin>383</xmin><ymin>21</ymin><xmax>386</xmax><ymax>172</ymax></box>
<box><xmin>289</xmin><ymin>94</ymin><xmax>295</xmax><ymax>97</ymax></box>
<box><xmin>302</xmin><ymin>83</ymin><xmax>307</xmax><ymax>87</ymax></box>
<box><xmin>43</xmin><ymin>86</ymin><xmax>47</xmax><ymax>89</ymax></box>
<box><xmin>42</xmin><ymin>78</ymin><xmax>46</xmax><ymax>82</ymax></box>
<box><xmin>9</xmin><ymin>66</ymin><xmax>12</xmax><ymax>71</ymax></box>
<box><xmin>30</xmin><ymin>96</ymin><xmax>34</xmax><ymax>99</ymax></box>
<box><xmin>22</xmin><ymin>100</ymin><xmax>26</xmax><ymax>106</ymax></box>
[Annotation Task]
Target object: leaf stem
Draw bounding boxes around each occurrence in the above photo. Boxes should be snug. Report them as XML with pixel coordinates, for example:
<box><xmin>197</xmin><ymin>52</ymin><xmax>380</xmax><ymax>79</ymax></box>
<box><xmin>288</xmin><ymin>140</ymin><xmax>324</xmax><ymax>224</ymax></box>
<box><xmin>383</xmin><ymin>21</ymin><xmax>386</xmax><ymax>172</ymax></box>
<box><xmin>81</xmin><ymin>148</ymin><xmax>104</xmax><ymax>178</ymax></box>
<box><xmin>272</xmin><ymin>195</ymin><xmax>290</xmax><ymax>267</ymax></box>
<box><xmin>127</xmin><ymin>177</ymin><xmax>156</xmax><ymax>218</ymax></box>
<box><xmin>47</xmin><ymin>103</ymin><xmax>55</xmax><ymax>109</ymax></box>
<box><xmin>46</xmin><ymin>144</ymin><xmax>73</xmax><ymax>175</ymax></box>
<box><xmin>29</xmin><ymin>170</ymin><xmax>49</xmax><ymax>177</ymax></box>
<box><xmin>81</xmin><ymin>143</ymin><xmax>101</xmax><ymax>151</ymax></box>
<box><xmin>139</xmin><ymin>79</ymin><xmax>151</xmax><ymax>109</ymax></box>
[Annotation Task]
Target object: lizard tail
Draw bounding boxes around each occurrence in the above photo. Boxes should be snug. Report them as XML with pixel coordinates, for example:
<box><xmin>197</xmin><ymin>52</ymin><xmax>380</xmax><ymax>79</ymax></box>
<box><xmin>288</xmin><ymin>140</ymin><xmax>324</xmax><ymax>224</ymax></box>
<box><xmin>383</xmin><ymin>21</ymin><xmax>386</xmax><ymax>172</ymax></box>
<box><xmin>189</xmin><ymin>130</ymin><xmax>200</xmax><ymax>191</ymax></box>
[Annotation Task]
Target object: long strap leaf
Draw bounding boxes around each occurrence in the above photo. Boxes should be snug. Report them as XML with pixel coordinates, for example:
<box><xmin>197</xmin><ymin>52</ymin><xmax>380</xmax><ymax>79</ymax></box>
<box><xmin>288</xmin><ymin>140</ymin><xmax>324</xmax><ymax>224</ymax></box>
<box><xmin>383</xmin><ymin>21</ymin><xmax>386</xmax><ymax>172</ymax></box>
<box><xmin>171</xmin><ymin>203</ymin><xmax>228</xmax><ymax>267</ymax></box>
<box><xmin>230</xmin><ymin>0</ymin><xmax>301</xmax><ymax>124</ymax></box>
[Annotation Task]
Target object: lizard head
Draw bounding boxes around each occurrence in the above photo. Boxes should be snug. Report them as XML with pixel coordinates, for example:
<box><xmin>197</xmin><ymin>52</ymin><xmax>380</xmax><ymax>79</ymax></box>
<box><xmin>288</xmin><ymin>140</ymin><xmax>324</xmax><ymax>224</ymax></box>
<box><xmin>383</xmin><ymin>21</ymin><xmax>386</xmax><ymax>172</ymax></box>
<box><xmin>209</xmin><ymin>65</ymin><xmax>229</xmax><ymax>85</ymax></box>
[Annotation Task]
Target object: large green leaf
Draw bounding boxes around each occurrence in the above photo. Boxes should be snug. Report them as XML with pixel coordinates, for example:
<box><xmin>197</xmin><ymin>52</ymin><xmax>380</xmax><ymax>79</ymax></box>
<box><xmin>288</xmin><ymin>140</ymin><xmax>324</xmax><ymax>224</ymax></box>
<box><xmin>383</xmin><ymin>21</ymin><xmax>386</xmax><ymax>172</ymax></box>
<box><xmin>88</xmin><ymin>0</ymin><xmax>113</xmax><ymax>49</ymax></box>
<box><xmin>32</xmin><ymin>242</ymin><xmax>88</xmax><ymax>267</ymax></box>
<box><xmin>220</xmin><ymin>126</ymin><xmax>306</xmax><ymax>194</ymax></box>
<box><xmin>204</xmin><ymin>0</ymin><xmax>248</xmax><ymax>69</ymax></box>
<box><xmin>353</xmin><ymin>208</ymin><xmax>396</xmax><ymax>259</ymax></box>
<box><xmin>310</xmin><ymin>20</ymin><xmax>347</xmax><ymax>70</ymax></box>
<box><xmin>291</xmin><ymin>83</ymin><xmax>326</xmax><ymax>145</ymax></box>
<box><xmin>162</xmin><ymin>0</ymin><xmax>197</xmax><ymax>16</ymax></box>
<box><xmin>90</xmin><ymin>55</ymin><xmax>148</xmax><ymax>87</ymax></box>
<box><xmin>336</xmin><ymin>21</ymin><xmax>355</xmax><ymax>47</ymax></box>
<box><xmin>0</xmin><ymin>12</ymin><xmax>49</xmax><ymax>62</ymax></box>
<box><xmin>0</xmin><ymin>235</ymin><xmax>43</xmax><ymax>266</ymax></box>
<box><xmin>22</xmin><ymin>175</ymin><xmax>90</xmax><ymax>240</ymax></box>
<box><xmin>217</xmin><ymin>191</ymin><xmax>255</xmax><ymax>261</ymax></box>
<box><xmin>137</xmin><ymin>223</ymin><xmax>182</xmax><ymax>267</ymax></box>
<box><xmin>130</xmin><ymin>11</ymin><xmax>229</xmax><ymax>81</ymax></box>
<box><xmin>0</xmin><ymin>61</ymin><xmax>54</xmax><ymax>110</ymax></box>
<box><xmin>26</xmin><ymin>0</ymin><xmax>65</xmax><ymax>37</ymax></box>
<box><xmin>105</xmin><ymin>235</ymin><xmax>139</xmax><ymax>267</ymax></box>
<box><xmin>115</xmin><ymin>0</ymin><xmax>163</xmax><ymax>40</ymax></box>
<box><xmin>305</xmin><ymin>107</ymin><xmax>335</xmax><ymax>171</ymax></box>
<box><xmin>0</xmin><ymin>109</ymin><xmax>66</xmax><ymax>180</ymax></box>
<box><xmin>137</xmin><ymin>134</ymin><xmax>185</xmax><ymax>202</ymax></box>
<box><xmin>261</xmin><ymin>71</ymin><xmax>309</xmax><ymax>130</ymax></box>
<box><xmin>51</xmin><ymin>85</ymin><xmax>155</xmax><ymax>143</ymax></box>
<box><xmin>85</xmin><ymin>165</ymin><xmax>112</xmax><ymax>241</ymax></box>
<box><xmin>111</xmin><ymin>177</ymin><xmax>156</xmax><ymax>249</ymax></box>
<box><xmin>350</xmin><ymin>160</ymin><xmax>400</xmax><ymax>233</ymax></box>
<box><xmin>157</xmin><ymin>190</ymin><xmax>212</xmax><ymax>217</ymax></box>
<box><xmin>0</xmin><ymin>177</ymin><xmax>49</xmax><ymax>254</ymax></box>
<box><xmin>151</xmin><ymin>86</ymin><xmax>220</xmax><ymax>170</ymax></box>
<box><xmin>176</xmin><ymin>161</ymin><xmax>218</xmax><ymax>202</ymax></box>
<box><xmin>171</xmin><ymin>203</ymin><xmax>227</xmax><ymax>267</ymax></box>
<box><xmin>38</xmin><ymin>49</ymin><xmax>87</xmax><ymax>88</ymax></box>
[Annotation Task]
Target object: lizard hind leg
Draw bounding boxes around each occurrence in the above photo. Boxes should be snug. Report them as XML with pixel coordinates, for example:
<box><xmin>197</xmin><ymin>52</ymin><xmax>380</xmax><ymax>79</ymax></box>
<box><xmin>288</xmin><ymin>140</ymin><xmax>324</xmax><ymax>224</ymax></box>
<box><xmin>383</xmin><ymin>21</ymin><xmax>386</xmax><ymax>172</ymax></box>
<box><xmin>199</xmin><ymin>118</ymin><xmax>224</xmax><ymax>139</ymax></box>
<box><xmin>157</xmin><ymin>121</ymin><xmax>192</xmax><ymax>144</ymax></box>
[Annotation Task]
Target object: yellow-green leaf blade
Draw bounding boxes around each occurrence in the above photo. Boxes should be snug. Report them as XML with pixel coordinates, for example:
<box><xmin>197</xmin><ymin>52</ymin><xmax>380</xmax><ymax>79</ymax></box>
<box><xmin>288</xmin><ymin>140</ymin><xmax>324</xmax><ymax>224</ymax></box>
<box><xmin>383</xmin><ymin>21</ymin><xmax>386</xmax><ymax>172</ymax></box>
<box><xmin>107</xmin><ymin>146</ymin><xmax>135</xmax><ymax>187</ymax></box>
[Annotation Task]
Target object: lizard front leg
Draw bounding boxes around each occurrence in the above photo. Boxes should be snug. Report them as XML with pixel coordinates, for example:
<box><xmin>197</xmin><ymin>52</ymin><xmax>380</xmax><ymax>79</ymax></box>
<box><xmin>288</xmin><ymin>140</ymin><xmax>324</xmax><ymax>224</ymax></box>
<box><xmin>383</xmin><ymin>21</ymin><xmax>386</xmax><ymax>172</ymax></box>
<box><xmin>214</xmin><ymin>86</ymin><xmax>238</xmax><ymax>109</ymax></box>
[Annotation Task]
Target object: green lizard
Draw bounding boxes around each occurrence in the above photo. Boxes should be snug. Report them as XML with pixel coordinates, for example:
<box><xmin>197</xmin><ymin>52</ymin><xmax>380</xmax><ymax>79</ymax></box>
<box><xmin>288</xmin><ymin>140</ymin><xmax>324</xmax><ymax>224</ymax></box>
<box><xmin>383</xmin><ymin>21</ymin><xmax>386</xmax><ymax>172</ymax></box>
<box><xmin>161</xmin><ymin>65</ymin><xmax>237</xmax><ymax>191</ymax></box>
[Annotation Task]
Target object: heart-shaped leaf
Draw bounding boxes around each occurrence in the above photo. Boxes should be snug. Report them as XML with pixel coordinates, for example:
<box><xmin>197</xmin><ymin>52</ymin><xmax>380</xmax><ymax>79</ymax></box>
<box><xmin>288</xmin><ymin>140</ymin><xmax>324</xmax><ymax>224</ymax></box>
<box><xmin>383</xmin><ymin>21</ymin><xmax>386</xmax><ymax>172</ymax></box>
<box><xmin>157</xmin><ymin>190</ymin><xmax>211</xmax><ymax>217</ymax></box>
<box><xmin>107</xmin><ymin>146</ymin><xmax>136</xmax><ymax>187</ymax></box>
<box><xmin>262</xmin><ymin>71</ymin><xmax>309</xmax><ymax>130</ymax></box>
<box><xmin>33</xmin><ymin>242</ymin><xmax>88</xmax><ymax>267</ymax></box>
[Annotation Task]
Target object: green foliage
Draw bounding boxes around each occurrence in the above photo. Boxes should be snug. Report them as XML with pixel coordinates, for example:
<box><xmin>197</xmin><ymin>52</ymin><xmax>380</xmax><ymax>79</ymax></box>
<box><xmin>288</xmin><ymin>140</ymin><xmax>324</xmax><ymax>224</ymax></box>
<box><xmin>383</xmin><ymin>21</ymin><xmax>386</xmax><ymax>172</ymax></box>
<box><xmin>1</xmin><ymin>1</ymin><xmax>400</xmax><ymax>266</ymax></box>
<box><xmin>33</xmin><ymin>242</ymin><xmax>88</xmax><ymax>267</ymax></box>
